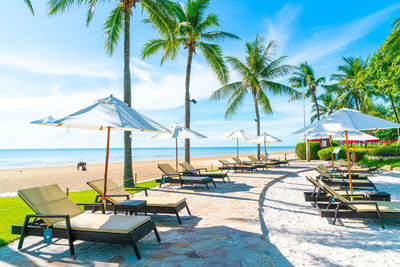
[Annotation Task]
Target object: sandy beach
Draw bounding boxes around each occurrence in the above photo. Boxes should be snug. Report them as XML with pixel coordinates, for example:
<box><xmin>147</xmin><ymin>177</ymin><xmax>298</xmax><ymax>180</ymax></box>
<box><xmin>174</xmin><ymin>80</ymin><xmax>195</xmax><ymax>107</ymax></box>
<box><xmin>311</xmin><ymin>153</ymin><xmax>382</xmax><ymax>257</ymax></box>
<box><xmin>0</xmin><ymin>151</ymin><xmax>294</xmax><ymax>193</ymax></box>
<box><xmin>261</xmin><ymin>168</ymin><xmax>400</xmax><ymax>266</ymax></box>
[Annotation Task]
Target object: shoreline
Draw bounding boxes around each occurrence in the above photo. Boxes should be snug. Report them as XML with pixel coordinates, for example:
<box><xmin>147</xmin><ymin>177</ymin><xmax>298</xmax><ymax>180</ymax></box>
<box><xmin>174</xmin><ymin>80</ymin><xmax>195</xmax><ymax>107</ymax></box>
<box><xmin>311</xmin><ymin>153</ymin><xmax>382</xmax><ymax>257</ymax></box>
<box><xmin>0</xmin><ymin>151</ymin><xmax>295</xmax><ymax>194</ymax></box>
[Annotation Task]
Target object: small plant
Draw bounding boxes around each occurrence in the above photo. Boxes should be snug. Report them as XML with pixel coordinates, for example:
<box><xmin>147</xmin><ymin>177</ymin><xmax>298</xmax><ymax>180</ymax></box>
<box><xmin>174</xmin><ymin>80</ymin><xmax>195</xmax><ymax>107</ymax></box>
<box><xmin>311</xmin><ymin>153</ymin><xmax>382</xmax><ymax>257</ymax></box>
<box><xmin>295</xmin><ymin>141</ymin><xmax>321</xmax><ymax>160</ymax></box>
<box><xmin>368</xmin><ymin>145</ymin><xmax>400</xmax><ymax>156</ymax></box>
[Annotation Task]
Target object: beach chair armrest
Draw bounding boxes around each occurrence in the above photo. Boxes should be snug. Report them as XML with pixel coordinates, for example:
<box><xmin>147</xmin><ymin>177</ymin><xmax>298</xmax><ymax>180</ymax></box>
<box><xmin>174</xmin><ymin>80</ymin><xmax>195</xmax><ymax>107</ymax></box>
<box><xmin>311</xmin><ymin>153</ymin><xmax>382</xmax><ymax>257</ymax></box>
<box><xmin>197</xmin><ymin>168</ymin><xmax>208</xmax><ymax>172</ymax></box>
<box><xmin>76</xmin><ymin>202</ymin><xmax>106</xmax><ymax>213</ymax></box>
<box><xmin>342</xmin><ymin>194</ymin><xmax>366</xmax><ymax>200</ymax></box>
<box><xmin>124</xmin><ymin>187</ymin><xmax>149</xmax><ymax>196</ymax></box>
<box><xmin>24</xmin><ymin>214</ymin><xmax>71</xmax><ymax>219</ymax></box>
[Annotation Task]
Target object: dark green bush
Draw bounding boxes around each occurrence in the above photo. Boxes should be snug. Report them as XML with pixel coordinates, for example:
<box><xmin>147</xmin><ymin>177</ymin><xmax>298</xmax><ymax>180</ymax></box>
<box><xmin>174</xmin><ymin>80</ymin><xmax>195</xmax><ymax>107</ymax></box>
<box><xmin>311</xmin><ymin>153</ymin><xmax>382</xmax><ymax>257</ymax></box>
<box><xmin>368</xmin><ymin>145</ymin><xmax>400</xmax><ymax>156</ymax></box>
<box><xmin>376</xmin><ymin>128</ymin><xmax>398</xmax><ymax>141</ymax></box>
<box><xmin>318</xmin><ymin>147</ymin><xmax>347</xmax><ymax>160</ymax></box>
<box><xmin>296</xmin><ymin>141</ymin><xmax>321</xmax><ymax>160</ymax></box>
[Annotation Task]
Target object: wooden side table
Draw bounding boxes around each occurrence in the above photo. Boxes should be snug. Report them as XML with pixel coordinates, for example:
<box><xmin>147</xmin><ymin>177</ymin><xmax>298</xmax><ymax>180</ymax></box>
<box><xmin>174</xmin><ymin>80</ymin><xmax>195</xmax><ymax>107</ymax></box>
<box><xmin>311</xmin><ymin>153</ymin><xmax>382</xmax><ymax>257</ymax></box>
<box><xmin>113</xmin><ymin>199</ymin><xmax>147</xmax><ymax>215</ymax></box>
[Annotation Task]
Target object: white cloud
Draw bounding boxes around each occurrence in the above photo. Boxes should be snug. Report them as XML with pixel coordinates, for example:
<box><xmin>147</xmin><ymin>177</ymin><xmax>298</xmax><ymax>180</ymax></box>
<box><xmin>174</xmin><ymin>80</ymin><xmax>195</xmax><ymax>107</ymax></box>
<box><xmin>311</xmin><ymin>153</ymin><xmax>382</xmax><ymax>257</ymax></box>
<box><xmin>0</xmin><ymin>51</ymin><xmax>118</xmax><ymax>79</ymax></box>
<box><xmin>288</xmin><ymin>4</ymin><xmax>400</xmax><ymax>65</ymax></box>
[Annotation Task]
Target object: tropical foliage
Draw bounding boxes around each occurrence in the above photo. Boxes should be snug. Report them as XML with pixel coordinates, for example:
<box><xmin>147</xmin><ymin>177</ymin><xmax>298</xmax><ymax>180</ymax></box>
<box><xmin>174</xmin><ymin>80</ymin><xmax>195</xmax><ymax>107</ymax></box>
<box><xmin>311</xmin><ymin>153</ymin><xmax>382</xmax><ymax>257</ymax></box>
<box><xmin>24</xmin><ymin>0</ymin><xmax>34</xmax><ymax>15</ymax></box>
<box><xmin>48</xmin><ymin>0</ymin><xmax>175</xmax><ymax>187</ymax></box>
<box><xmin>289</xmin><ymin>62</ymin><xmax>326</xmax><ymax>121</ymax></box>
<box><xmin>142</xmin><ymin>0</ymin><xmax>239</xmax><ymax>163</ymax></box>
<box><xmin>310</xmin><ymin>92</ymin><xmax>338</xmax><ymax>123</ymax></box>
<box><xmin>210</xmin><ymin>36</ymin><xmax>295</xmax><ymax>157</ymax></box>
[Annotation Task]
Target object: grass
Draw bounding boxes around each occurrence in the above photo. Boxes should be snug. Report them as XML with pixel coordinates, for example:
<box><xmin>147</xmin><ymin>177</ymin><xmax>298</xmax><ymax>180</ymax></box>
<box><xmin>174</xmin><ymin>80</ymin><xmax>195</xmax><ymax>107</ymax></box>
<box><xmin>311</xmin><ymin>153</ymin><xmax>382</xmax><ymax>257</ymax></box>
<box><xmin>358</xmin><ymin>158</ymin><xmax>400</xmax><ymax>169</ymax></box>
<box><xmin>0</xmin><ymin>180</ymin><xmax>159</xmax><ymax>247</ymax></box>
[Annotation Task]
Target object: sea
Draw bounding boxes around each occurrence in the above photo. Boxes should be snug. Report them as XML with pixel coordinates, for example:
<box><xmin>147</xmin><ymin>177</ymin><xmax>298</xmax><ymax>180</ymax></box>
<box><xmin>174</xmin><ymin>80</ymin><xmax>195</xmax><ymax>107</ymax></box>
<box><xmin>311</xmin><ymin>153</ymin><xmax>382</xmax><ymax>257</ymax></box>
<box><xmin>0</xmin><ymin>146</ymin><xmax>294</xmax><ymax>169</ymax></box>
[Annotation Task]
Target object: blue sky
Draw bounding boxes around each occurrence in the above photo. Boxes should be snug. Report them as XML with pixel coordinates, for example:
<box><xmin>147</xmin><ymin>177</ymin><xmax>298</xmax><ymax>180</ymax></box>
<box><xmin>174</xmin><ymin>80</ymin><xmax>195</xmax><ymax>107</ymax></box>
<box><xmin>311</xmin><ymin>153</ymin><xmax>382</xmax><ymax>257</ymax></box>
<box><xmin>1</xmin><ymin>0</ymin><xmax>399</xmax><ymax>149</ymax></box>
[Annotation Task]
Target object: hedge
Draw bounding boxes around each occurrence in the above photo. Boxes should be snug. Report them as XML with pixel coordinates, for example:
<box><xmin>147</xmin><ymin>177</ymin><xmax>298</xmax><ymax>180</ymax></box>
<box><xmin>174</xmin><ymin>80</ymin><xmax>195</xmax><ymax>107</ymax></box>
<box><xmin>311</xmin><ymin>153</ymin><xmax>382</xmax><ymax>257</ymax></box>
<box><xmin>368</xmin><ymin>145</ymin><xmax>400</xmax><ymax>156</ymax></box>
<box><xmin>296</xmin><ymin>141</ymin><xmax>320</xmax><ymax>160</ymax></box>
<box><xmin>318</xmin><ymin>147</ymin><xmax>369</xmax><ymax>161</ymax></box>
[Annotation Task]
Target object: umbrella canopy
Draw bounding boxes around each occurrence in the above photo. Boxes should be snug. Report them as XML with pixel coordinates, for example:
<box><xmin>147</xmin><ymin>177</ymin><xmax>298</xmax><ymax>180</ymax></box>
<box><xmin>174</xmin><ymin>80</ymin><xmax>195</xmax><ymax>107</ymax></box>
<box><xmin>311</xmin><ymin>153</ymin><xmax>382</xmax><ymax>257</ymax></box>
<box><xmin>32</xmin><ymin>95</ymin><xmax>169</xmax><ymax>132</ymax></box>
<box><xmin>32</xmin><ymin>95</ymin><xmax>169</xmax><ymax>202</ymax></box>
<box><xmin>293</xmin><ymin>108</ymin><xmax>400</xmax><ymax>135</ymax></box>
<box><xmin>249</xmin><ymin>132</ymin><xmax>281</xmax><ymax>157</ymax></box>
<box><xmin>333</xmin><ymin>132</ymin><xmax>379</xmax><ymax>142</ymax></box>
<box><xmin>221</xmin><ymin>128</ymin><xmax>254</xmax><ymax>158</ymax></box>
<box><xmin>148</xmin><ymin>124</ymin><xmax>207</xmax><ymax>170</ymax></box>
<box><xmin>303</xmin><ymin>130</ymin><xmax>363</xmax><ymax>140</ymax></box>
<box><xmin>293</xmin><ymin>108</ymin><xmax>400</xmax><ymax>191</ymax></box>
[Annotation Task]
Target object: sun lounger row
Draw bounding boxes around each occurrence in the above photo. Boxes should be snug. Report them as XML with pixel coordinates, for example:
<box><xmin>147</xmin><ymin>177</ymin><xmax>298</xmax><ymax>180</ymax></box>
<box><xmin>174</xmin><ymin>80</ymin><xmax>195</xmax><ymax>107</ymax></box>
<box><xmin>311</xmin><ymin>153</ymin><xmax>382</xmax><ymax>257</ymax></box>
<box><xmin>303</xmin><ymin>166</ymin><xmax>400</xmax><ymax>229</ymax></box>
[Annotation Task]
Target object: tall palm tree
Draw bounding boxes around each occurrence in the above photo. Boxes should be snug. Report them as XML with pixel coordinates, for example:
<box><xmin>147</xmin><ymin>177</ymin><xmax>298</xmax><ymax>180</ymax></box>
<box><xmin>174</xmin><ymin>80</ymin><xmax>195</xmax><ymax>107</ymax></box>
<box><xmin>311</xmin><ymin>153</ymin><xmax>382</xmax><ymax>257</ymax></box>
<box><xmin>24</xmin><ymin>0</ymin><xmax>34</xmax><ymax>15</ymax></box>
<box><xmin>331</xmin><ymin>56</ymin><xmax>368</xmax><ymax>112</ymax></box>
<box><xmin>210</xmin><ymin>36</ymin><xmax>296</xmax><ymax>158</ymax></box>
<box><xmin>310</xmin><ymin>92</ymin><xmax>338</xmax><ymax>123</ymax></box>
<box><xmin>48</xmin><ymin>0</ymin><xmax>175</xmax><ymax>187</ymax></box>
<box><xmin>289</xmin><ymin>62</ymin><xmax>326</xmax><ymax>121</ymax></box>
<box><xmin>142</xmin><ymin>0</ymin><xmax>239</xmax><ymax>163</ymax></box>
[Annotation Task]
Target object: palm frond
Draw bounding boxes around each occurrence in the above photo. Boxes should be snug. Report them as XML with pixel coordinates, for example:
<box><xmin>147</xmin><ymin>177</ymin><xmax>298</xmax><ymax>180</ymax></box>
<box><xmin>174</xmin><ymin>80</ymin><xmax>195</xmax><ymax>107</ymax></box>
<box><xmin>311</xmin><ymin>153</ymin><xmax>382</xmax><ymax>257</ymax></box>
<box><xmin>210</xmin><ymin>82</ymin><xmax>244</xmax><ymax>101</ymax></box>
<box><xmin>226</xmin><ymin>56</ymin><xmax>251</xmax><ymax>78</ymax></box>
<box><xmin>48</xmin><ymin>0</ymin><xmax>86</xmax><ymax>16</ymax></box>
<box><xmin>200</xmin><ymin>31</ymin><xmax>240</xmax><ymax>42</ymax></box>
<box><xmin>261</xmin><ymin>80</ymin><xmax>297</xmax><ymax>97</ymax></box>
<box><xmin>196</xmin><ymin>13</ymin><xmax>219</xmax><ymax>32</ymax></box>
<box><xmin>225</xmin><ymin>86</ymin><xmax>247</xmax><ymax>119</ymax></box>
<box><xmin>104</xmin><ymin>3</ymin><xmax>123</xmax><ymax>55</ymax></box>
<box><xmin>256</xmin><ymin>89</ymin><xmax>272</xmax><ymax>114</ymax></box>
<box><xmin>24</xmin><ymin>0</ymin><xmax>34</xmax><ymax>15</ymax></box>
<box><xmin>199</xmin><ymin>42</ymin><xmax>229</xmax><ymax>85</ymax></box>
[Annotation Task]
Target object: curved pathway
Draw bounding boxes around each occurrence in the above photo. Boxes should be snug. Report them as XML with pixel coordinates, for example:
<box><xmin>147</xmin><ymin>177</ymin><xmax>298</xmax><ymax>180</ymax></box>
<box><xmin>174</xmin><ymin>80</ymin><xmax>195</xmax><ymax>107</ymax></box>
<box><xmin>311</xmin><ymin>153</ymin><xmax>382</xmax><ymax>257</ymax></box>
<box><xmin>0</xmin><ymin>164</ymin><xmax>308</xmax><ymax>266</ymax></box>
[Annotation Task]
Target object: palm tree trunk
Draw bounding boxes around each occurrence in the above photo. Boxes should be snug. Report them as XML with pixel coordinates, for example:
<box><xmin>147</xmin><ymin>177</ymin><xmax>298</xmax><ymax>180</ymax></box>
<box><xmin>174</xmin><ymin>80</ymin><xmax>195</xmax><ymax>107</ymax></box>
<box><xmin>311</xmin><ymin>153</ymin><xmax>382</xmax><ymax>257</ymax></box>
<box><xmin>252</xmin><ymin>90</ymin><xmax>261</xmax><ymax>159</ymax></box>
<box><xmin>123</xmin><ymin>7</ymin><xmax>134</xmax><ymax>188</ymax></box>
<box><xmin>354</xmin><ymin>95</ymin><xmax>360</xmax><ymax>111</ymax></box>
<box><xmin>389</xmin><ymin>95</ymin><xmax>400</xmax><ymax>138</ymax></box>
<box><xmin>311</xmin><ymin>89</ymin><xmax>320</xmax><ymax>121</ymax></box>
<box><xmin>184</xmin><ymin>49</ymin><xmax>194</xmax><ymax>163</ymax></box>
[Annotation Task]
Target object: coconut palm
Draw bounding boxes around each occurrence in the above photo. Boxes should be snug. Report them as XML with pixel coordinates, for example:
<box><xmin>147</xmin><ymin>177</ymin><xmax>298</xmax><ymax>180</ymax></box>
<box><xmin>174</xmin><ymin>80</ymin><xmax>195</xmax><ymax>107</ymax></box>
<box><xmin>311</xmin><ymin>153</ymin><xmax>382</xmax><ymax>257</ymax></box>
<box><xmin>330</xmin><ymin>56</ymin><xmax>369</xmax><ymax>112</ymax></box>
<box><xmin>48</xmin><ymin>0</ymin><xmax>175</xmax><ymax>187</ymax></box>
<box><xmin>210</xmin><ymin>36</ymin><xmax>296</xmax><ymax>158</ymax></box>
<box><xmin>310</xmin><ymin>92</ymin><xmax>338</xmax><ymax>123</ymax></box>
<box><xmin>142</xmin><ymin>0</ymin><xmax>239</xmax><ymax>163</ymax></box>
<box><xmin>289</xmin><ymin>62</ymin><xmax>326</xmax><ymax>121</ymax></box>
<box><xmin>24</xmin><ymin>0</ymin><xmax>34</xmax><ymax>14</ymax></box>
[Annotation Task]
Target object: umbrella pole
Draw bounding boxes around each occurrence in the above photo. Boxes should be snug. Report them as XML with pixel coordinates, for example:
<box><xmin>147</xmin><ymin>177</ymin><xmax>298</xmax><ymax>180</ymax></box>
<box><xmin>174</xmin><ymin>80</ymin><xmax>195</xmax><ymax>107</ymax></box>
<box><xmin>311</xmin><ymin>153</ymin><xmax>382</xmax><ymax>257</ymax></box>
<box><xmin>103</xmin><ymin>127</ymin><xmax>111</xmax><ymax>209</ymax></box>
<box><xmin>264</xmin><ymin>141</ymin><xmax>267</xmax><ymax>158</ymax></box>
<box><xmin>176</xmin><ymin>139</ymin><xmax>178</xmax><ymax>172</ymax></box>
<box><xmin>329</xmin><ymin>135</ymin><xmax>334</xmax><ymax>172</ymax></box>
<box><xmin>345</xmin><ymin>130</ymin><xmax>353</xmax><ymax>191</ymax></box>
<box><xmin>237</xmin><ymin>138</ymin><xmax>239</xmax><ymax>158</ymax></box>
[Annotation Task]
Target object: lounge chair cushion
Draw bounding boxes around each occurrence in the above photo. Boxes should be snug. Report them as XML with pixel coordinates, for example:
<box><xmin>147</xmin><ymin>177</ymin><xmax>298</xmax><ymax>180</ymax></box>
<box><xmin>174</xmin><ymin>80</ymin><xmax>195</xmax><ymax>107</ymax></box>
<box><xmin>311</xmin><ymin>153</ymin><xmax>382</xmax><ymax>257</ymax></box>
<box><xmin>18</xmin><ymin>184</ymin><xmax>83</xmax><ymax>226</ymax></box>
<box><xmin>87</xmin><ymin>179</ymin><xmax>128</xmax><ymax>204</ymax></box>
<box><xmin>53</xmin><ymin>213</ymin><xmax>151</xmax><ymax>234</ymax></box>
<box><xmin>180</xmin><ymin>176</ymin><xmax>209</xmax><ymax>181</ymax></box>
<box><xmin>134</xmin><ymin>196</ymin><xmax>186</xmax><ymax>207</ymax></box>
<box><xmin>353</xmin><ymin>201</ymin><xmax>400</xmax><ymax>213</ymax></box>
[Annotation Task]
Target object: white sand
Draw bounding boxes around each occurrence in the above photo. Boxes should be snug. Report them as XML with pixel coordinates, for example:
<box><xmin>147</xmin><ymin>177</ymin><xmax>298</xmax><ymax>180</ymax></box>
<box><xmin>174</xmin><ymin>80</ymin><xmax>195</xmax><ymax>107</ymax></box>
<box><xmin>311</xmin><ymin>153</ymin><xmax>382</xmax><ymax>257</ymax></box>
<box><xmin>261</xmin><ymin>169</ymin><xmax>400</xmax><ymax>267</ymax></box>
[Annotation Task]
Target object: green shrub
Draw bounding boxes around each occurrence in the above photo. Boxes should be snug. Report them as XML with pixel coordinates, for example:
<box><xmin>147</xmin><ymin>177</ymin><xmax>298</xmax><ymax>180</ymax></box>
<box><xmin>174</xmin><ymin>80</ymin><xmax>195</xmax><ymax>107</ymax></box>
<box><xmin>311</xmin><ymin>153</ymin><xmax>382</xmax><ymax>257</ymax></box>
<box><xmin>368</xmin><ymin>145</ymin><xmax>400</xmax><ymax>156</ymax></box>
<box><xmin>295</xmin><ymin>141</ymin><xmax>321</xmax><ymax>160</ymax></box>
<box><xmin>318</xmin><ymin>147</ymin><xmax>347</xmax><ymax>160</ymax></box>
<box><xmin>376</xmin><ymin>128</ymin><xmax>398</xmax><ymax>141</ymax></box>
<box><xmin>358</xmin><ymin>158</ymin><xmax>400</xmax><ymax>168</ymax></box>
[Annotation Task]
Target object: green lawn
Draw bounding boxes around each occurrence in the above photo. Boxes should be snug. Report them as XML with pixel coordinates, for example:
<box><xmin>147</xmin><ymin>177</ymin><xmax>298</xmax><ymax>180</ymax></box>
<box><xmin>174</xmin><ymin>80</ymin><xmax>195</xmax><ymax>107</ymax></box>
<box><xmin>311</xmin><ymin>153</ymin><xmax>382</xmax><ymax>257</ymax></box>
<box><xmin>358</xmin><ymin>158</ymin><xmax>400</xmax><ymax>169</ymax></box>
<box><xmin>0</xmin><ymin>180</ymin><xmax>159</xmax><ymax>246</ymax></box>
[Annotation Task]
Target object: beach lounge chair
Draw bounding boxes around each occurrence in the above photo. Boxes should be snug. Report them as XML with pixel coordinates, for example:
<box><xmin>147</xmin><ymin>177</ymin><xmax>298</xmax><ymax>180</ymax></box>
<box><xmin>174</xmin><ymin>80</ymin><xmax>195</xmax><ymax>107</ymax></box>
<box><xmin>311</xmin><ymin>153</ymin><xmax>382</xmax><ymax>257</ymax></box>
<box><xmin>259</xmin><ymin>154</ymin><xmax>289</xmax><ymax>167</ymax></box>
<box><xmin>337</xmin><ymin>159</ymin><xmax>378</xmax><ymax>174</ymax></box>
<box><xmin>218</xmin><ymin>159</ymin><xmax>257</xmax><ymax>173</ymax></box>
<box><xmin>12</xmin><ymin>184</ymin><xmax>160</xmax><ymax>259</ymax></box>
<box><xmin>317</xmin><ymin>165</ymin><xmax>368</xmax><ymax>180</ymax></box>
<box><xmin>248</xmin><ymin>155</ymin><xmax>278</xmax><ymax>168</ymax></box>
<box><xmin>232</xmin><ymin>157</ymin><xmax>267</xmax><ymax>171</ymax></box>
<box><xmin>87</xmin><ymin>179</ymin><xmax>191</xmax><ymax>224</ymax></box>
<box><xmin>156</xmin><ymin>164</ymin><xmax>215</xmax><ymax>189</ymax></box>
<box><xmin>179</xmin><ymin>162</ymin><xmax>230</xmax><ymax>182</ymax></box>
<box><xmin>316</xmin><ymin>181</ymin><xmax>400</xmax><ymax>228</ymax></box>
<box><xmin>304</xmin><ymin>177</ymin><xmax>390</xmax><ymax>206</ymax></box>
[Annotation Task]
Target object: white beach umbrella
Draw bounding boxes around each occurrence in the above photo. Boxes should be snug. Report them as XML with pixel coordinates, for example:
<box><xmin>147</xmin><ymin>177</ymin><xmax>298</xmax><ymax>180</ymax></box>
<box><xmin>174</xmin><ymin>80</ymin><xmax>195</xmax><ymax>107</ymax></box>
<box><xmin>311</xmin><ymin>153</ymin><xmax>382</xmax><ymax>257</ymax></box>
<box><xmin>249</xmin><ymin>132</ymin><xmax>281</xmax><ymax>157</ymax></box>
<box><xmin>293</xmin><ymin>108</ymin><xmax>400</xmax><ymax>191</ymax></box>
<box><xmin>332</xmin><ymin>132</ymin><xmax>379</xmax><ymax>142</ymax></box>
<box><xmin>32</xmin><ymin>95</ymin><xmax>170</xmax><ymax>200</ymax></box>
<box><xmin>221</xmin><ymin>128</ymin><xmax>254</xmax><ymax>158</ymax></box>
<box><xmin>148</xmin><ymin>124</ymin><xmax>207</xmax><ymax>171</ymax></box>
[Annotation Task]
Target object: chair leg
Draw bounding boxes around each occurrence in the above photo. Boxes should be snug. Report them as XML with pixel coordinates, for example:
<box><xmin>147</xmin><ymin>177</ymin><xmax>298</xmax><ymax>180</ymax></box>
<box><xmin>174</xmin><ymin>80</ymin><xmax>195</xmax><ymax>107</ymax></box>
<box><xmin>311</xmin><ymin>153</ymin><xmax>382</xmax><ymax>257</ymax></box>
<box><xmin>153</xmin><ymin>224</ymin><xmax>161</xmax><ymax>242</ymax></box>
<box><xmin>132</xmin><ymin>242</ymin><xmax>141</xmax><ymax>260</ymax></box>
<box><xmin>185</xmin><ymin>202</ymin><xmax>192</xmax><ymax>215</ymax></box>
<box><xmin>333</xmin><ymin>204</ymin><xmax>341</xmax><ymax>225</ymax></box>
<box><xmin>18</xmin><ymin>216</ymin><xmax>30</xmax><ymax>250</ymax></box>
<box><xmin>212</xmin><ymin>180</ymin><xmax>216</xmax><ymax>187</ymax></box>
<box><xmin>175</xmin><ymin>211</ymin><xmax>182</xmax><ymax>224</ymax></box>
<box><xmin>226</xmin><ymin>176</ymin><xmax>230</xmax><ymax>182</ymax></box>
<box><xmin>65</xmin><ymin>216</ymin><xmax>75</xmax><ymax>256</ymax></box>
<box><xmin>205</xmin><ymin>183</ymin><xmax>209</xmax><ymax>190</ymax></box>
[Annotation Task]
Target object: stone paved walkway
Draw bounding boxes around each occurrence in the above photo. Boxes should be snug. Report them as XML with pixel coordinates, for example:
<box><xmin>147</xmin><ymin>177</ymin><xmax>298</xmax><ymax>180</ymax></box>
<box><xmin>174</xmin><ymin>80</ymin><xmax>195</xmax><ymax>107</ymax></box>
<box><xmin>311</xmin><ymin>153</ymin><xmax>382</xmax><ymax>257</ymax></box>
<box><xmin>0</xmin><ymin>164</ymin><xmax>308</xmax><ymax>266</ymax></box>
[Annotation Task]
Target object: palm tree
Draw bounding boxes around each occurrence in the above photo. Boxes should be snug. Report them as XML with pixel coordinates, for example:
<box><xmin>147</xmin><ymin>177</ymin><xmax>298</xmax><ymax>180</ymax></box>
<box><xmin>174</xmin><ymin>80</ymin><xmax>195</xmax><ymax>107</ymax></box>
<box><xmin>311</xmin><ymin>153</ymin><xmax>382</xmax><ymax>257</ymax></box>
<box><xmin>48</xmin><ymin>0</ymin><xmax>175</xmax><ymax>187</ymax></box>
<box><xmin>24</xmin><ymin>0</ymin><xmax>34</xmax><ymax>14</ymax></box>
<box><xmin>310</xmin><ymin>92</ymin><xmax>338</xmax><ymax>123</ymax></box>
<box><xmin>331</xmin><ymin>56</ymin><xmax>368</xmax><ymax>112</ymax></box>
<box><xmin>142</xmin><ymin>0</ymin><xmax>239</xmax><ymax>163</ymax></box>
<box><xmin>289</xmin><ymin>62</ymin><xmax>326</xmax><ymax>121</ymax></box>
<box><xmin>210</xmin><ymin>36</ymin><xmax>296</xmax><ymax>158</ymax></box>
